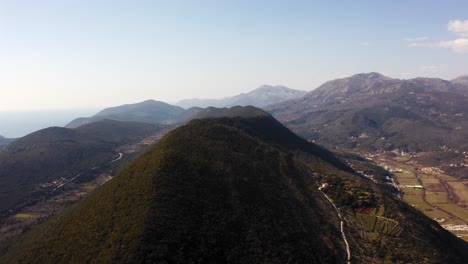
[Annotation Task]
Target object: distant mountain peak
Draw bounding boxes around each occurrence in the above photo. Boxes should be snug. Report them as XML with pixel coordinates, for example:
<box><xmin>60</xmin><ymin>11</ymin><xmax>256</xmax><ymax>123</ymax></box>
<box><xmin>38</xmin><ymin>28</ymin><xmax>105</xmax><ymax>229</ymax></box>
<box><xmin>255</xmin><ymin>84</ymin><xmax>291</xmax><ymax>91</ymax></box>
<box><xmin>176</xmin><ymin>85</ymin><xmax>307</xmax><ymax>109</ymax></box>
<box><xmin>453</xmin><ymin>74</ymin><xmax>468</xmax><ymax>79</ymax></box>
<box><xmin>451</xmin><ymin>75</ymin><xmax>468</xmax><ymax>86</ymax></box>
<box><xmin>352</xmin><ymin>72</ymin><xmax>392</xmax><ymax>80</ymax></box>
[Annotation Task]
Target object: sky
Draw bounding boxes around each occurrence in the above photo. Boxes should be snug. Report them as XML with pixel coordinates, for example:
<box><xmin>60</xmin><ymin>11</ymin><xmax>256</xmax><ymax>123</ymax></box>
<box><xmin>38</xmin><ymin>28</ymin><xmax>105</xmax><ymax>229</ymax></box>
<box><xmin>1</xmin><ymin>0</ymin><xmax>468</xmax><ymax>112</ymax></box>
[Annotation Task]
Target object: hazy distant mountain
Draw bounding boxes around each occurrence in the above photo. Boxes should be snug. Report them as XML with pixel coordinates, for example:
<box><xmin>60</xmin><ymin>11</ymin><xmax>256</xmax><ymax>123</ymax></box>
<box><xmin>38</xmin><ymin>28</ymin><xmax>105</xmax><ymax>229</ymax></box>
<box><xmin>3</xmin><ymin>107</ymin><xmax>467</xmax><ymax>263</ymax></box>
<box><xmin>0</xmin><ymin>109</ymin><xmax>99</xmax><ymax>138</ymax></box>
<box><xmin>267</xmin><ymin>73</ymin><xmax>468</xmax><ymax>154</ymax></box>
<box><xmin>0</xmin><ymin>120</ymin><xmax>164</xmax><ymax>215</ymax></box>
<box><xmin>0</xmin><ymin>135</ymin><xmax>13</xmax><ymax>146</ymax></box>
<box><xmin>66</xmin><ymin>100</ymin><xmax>185</xmax><ymax>128</ymax></box>
<box><xmin>452</xmin><ymin>75</ymin><xmax>468</xmax><ymax>85</ymax></box>
<box><xmin>176</xmin><ymin>85</ymin><xmax>307</xmax><ymax>109</ymax></box>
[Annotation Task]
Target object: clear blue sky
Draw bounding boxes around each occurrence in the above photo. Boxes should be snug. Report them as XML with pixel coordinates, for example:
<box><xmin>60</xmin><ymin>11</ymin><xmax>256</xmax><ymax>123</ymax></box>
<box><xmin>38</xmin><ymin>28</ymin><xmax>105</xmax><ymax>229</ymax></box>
<box><xmin>1</xmin><ymin>0</ymin><xmax>467</xmax><ymax>111</ymax></box>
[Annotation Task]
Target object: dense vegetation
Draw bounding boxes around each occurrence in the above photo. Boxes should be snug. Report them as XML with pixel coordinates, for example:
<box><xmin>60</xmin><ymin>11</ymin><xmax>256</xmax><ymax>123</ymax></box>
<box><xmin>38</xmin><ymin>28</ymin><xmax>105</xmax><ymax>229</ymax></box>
<box><xmin>2</xmin><ymin>111</ymin><xmax>467</xmax><ymax>263</ymax></box>
<box><xmin>0</xmin><ymin>120</ymin><xmax>164</xmax><ymax>215</ymax></box>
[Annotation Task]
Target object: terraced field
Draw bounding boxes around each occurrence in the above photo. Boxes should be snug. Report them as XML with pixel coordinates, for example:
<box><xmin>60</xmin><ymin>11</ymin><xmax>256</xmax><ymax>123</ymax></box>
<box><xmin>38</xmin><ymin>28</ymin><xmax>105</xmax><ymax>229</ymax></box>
<box><xmin>355</xmin><ymin>208</ymin><xmax>403</xmax><ymax>236</ymax></box>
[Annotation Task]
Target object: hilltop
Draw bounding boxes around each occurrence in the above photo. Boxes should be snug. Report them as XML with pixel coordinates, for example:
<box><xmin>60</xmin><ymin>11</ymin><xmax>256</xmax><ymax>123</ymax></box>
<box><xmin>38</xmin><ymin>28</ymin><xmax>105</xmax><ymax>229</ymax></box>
<box><xmin>2</xmin><ymin>108</ymin><xmax>467</xmax><ymax>263</ymax></box>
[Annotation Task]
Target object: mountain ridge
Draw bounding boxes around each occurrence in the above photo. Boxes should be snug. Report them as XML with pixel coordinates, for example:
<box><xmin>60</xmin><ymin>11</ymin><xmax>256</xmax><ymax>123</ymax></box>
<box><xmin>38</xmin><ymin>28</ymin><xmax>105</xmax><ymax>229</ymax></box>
<box><xmin>176</xmin><ymin>84</ymin><xmax>307</xmax><ymax>109</ymax></box>
<box><xmin>267</xmin><ymin>72</ymin><xmax>468</xmax><ymax>154</ymax></box>
<box><xmin>66</xmin><ymin>100</ymin><xmax>185</xmax><ymax>128</ymax></box>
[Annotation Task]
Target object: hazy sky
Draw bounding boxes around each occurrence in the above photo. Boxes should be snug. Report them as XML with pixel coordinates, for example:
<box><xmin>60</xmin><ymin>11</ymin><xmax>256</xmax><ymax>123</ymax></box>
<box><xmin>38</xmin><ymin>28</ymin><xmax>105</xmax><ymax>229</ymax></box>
<box><xmin>1</xmin><ymin>0</ymin><xmax>468</xmax><ymax>111</ymax></box>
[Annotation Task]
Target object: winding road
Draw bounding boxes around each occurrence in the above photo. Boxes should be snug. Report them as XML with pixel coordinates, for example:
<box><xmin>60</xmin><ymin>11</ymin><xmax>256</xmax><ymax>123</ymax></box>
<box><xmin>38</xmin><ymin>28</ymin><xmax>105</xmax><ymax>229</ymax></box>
<box><xmin>53</xmin><ymin>152</ymin><xmax>124</xmax><ymax>191</ymax></box>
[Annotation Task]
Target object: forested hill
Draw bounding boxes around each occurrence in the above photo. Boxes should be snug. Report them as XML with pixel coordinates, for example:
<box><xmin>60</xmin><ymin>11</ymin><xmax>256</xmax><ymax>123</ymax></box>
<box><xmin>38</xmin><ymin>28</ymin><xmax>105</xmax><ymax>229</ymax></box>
<box><xmin>2</xmin><ymin>108</ymin><xmax>467</xmax><ymax>263</ymax></box>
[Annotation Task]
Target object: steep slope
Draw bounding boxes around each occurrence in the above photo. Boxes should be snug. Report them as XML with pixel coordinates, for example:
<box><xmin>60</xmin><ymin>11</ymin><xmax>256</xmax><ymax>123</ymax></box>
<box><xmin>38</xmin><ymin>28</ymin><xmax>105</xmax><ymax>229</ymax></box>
<box><xmin>0</xmin><ymin>120</ymin><xmax>164</xmax><ymax>215</ymax></box>
<box><xmin>66</xmin><ymin>100</ymin><xmax>185</xmax><ymax>128</ymax></box>
<box><xmin>176</xmin><ymin>85</ymin><xmax>307</xmax><ymax>108</ymax></box>
<box><xmin>267</xmin><ymin>73</ymin><xmax>468</xmax><ymax>152</ymax></box>
<box><xmin>2</xmin><ymin>109</ymin><xmax>467</xmax><ymax>263</ymax></box>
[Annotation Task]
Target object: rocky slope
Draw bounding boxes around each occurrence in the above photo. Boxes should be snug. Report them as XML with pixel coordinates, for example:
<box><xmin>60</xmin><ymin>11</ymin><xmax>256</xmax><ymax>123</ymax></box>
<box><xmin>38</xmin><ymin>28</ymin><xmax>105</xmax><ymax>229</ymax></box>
<box><xmin>267</xmin><ymin>73</ymin><xmax>468</xmax><ymax>153</ymax></box>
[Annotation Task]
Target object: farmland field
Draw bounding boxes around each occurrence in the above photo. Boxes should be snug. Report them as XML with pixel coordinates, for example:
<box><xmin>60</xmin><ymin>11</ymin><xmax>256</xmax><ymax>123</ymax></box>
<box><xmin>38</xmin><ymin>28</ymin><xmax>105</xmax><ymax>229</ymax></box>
<box><xmin>14</xmin><ymin>213</ymin><xmax>39</xmax><ymax>219</ymax></box>
<box><xmin>371</xmin><ymin>153</ymin><xmax>468</xmax><ymax>241</ymax></box>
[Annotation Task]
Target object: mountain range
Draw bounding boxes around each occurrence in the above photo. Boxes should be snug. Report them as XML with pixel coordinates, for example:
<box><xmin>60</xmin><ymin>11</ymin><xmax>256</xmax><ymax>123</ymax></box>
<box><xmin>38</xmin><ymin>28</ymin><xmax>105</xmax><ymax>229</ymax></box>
<box><xmin>65</xmin><ymin>85</ymin><xmax>306</xmax><ymax>129</ymax></box>
<box><xmin>267</xmin><ymin>73</ymin><xmax>468</xmax><ymax>154</ymax></box>
<box><xmin>1</xmin><ymin>74</ymin><xmax>468</xmax><ymax>263</ymax></box>
<box><xmin>175</xmin><ymin>85</ymin><xmax>307</xmax><ymax>109</ymax></box>
<box><xmin>2</xmin><ymin>107</ymin><xmax>467</xmax><ymax>263</ymax></box>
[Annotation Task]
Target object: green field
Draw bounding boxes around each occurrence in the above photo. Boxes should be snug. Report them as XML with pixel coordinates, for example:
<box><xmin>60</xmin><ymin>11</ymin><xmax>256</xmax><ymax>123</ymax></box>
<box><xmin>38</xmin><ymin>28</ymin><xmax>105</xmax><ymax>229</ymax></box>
<box><xmin>419</xmin><ymin>174</ymin><xmax>439</xmax><ymax>184</ymax></box>
<box><xmin>446</xmin><ymin>180</ymin><xmax>468</xmax><ymax>203</ymax></box>
<box><xmin>395</xmin><ymin>172</ymin><xmax>419</xmax><ymax>185</ymax></box>
<box><xmin>15</xmin><ymin>213</ymin><xmax>39</xmax><ymax>219</ymax></box>
<box><xmin>427</xmin><ymin>191</ymin><xmax>449</xmax><ymax>204</ymax></box>
<box><xmin>388</xmin><ymin>158</ymin><xmax>468</xmax><ymax>241</ymax></box>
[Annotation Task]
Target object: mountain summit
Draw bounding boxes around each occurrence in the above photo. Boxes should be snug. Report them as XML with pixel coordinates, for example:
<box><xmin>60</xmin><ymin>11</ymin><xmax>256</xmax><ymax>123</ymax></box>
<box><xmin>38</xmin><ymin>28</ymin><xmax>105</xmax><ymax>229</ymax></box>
<box><xmin>2</xmin><ymin>107</ymin><xmax>467</xmax><ymax>263</ymax></box>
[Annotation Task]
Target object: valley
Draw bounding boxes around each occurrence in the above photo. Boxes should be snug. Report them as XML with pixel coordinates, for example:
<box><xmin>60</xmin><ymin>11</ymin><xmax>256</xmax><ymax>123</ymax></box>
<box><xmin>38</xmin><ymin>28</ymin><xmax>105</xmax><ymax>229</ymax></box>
<box><xmin>364</xmin><ymin>152</ymin><xmax>468</xmax><ymax>240</ymax></box>
<box><xmin>0</xmin><ymin>125</ymin><xmax>171</xmax><ymax>247</ymax></box>
<box><xmin>0</xmin><ymin>173</ymin><xmax>113</xmax><ymax>244</ymax></box>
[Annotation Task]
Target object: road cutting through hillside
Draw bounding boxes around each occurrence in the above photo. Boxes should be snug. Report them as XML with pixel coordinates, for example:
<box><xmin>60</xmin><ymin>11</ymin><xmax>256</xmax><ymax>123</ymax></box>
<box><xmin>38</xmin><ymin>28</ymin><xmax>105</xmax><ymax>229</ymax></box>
<box><xmin>53</xmin><ymin>152</ymin><xmax>124</xmax><ymax>191</ymax></box>
<box><xmin>320</xmin><ymin>189</ymin><xmax>351</xmax><ymax>264</ymax></box>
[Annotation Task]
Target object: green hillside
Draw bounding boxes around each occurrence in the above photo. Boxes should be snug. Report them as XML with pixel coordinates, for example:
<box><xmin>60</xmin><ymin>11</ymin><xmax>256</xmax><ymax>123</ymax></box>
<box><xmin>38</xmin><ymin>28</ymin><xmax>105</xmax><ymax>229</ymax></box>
<box><xmin>0</xmin><ymin>120</ymin><xmax>164</xmax><ymax>215</ymax></box>
<box><xmin>2</xmin><ymin>111</ymin><xmax>467</xmax><ymax>263</ymax></box>
<box><xmin>66</xmin><ymin>100</ymin><xmax>185</xmax><ymax>128</ymax></box>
